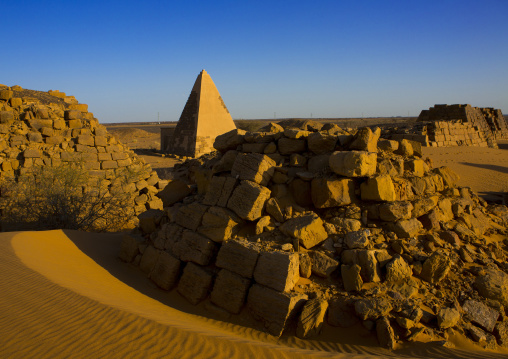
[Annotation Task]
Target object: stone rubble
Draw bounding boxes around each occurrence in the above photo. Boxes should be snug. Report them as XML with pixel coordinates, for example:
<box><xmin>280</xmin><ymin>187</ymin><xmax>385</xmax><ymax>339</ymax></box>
<box><xmin>120</xmin><ymin>121</ymin><xmax>508</xmax><ymax>350</ymax></box>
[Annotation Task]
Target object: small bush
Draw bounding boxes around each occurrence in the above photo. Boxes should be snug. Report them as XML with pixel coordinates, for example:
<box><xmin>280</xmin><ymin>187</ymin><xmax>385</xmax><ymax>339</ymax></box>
<box><xmin>0</xmin><ymin>163</ymin><xmax>139</xmax><ymax>232</ymax></box>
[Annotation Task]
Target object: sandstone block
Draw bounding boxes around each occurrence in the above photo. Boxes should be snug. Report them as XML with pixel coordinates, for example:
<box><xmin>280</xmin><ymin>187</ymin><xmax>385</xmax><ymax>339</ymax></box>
<box><xmin>341</xmin><ymin>264</ymin><xmax>363</xmax><ymax>292</ymax></box>
<box><xmin>405</xmin><ymin>159</ymin><xmax>425</xmax><ymax>177</ymax></box>
<box><xmin>463</xmin><ymin>300</ymin><xmax>499</xmax><ymax>333</ymax></box>
<box><xmin>138</xmin><ymin>209</ymin><xmax>164</xmax><ymax>234</ymax></box>
<box><xmin>379</xmin><ymin>201</ymin><xmax>413</xmax><ymax>222</ymax></box>
<box><xmin>391</xmin><ymin>218</ymin><xmax>423</xmax><ymax>238</ymax></box>
<box><xmin>311</xmin><ymin>177</ymin><xmax>354</xmax><ymax>208</ymax></box>
<box><xmin>230</xmin><ymin>152</ymin><xmax>275</xmax><ymax>186</ymax></box>
<box><xmin>247</xmin><ymin>284</ymin><xmax>308</xmax><ymax>337</ymax></box>
<box><xmin>265</xmin><ymin>197</ymin><xmax>284</xmax><ymax>223</ymax></box>
<box><xmin>67</xmin><ymin>119</ymin><xmax>83</xmax><ymax>128</ymax></box>
<box><xmin>0</xmin><ymin>89</ymin><xmax>13</xmax><ymax>100</ymax></box>
<box><xmin>213</xmin><ymin>129</ymin><xmax>246</xmax><ymax>152</ymax></box>
<box><xmin>118</xmin><ymin>234</ymin><xmax>142</xmax><ymax>263</ymax></box>
<box><xmin>411</xmin><ymin>196</ymin><xmax>438</xmax><ymax>218</ymax></box>
<box><xmin>299</xmin><ymin>252</ymin><xmax>312</xmax><ymax>278</ymax></box>
<box><xmin>354</xmin><ymin>297</ymin><xmax>393</xmax><ymax>320</ymax></box>
<box><xmin>197</xmin><ymin>206</ymin><xmax>241</xmax><ymax>242</ymax></box>
<box><xmin>101</xmin><ymin>160</ymin><xmax>118</xmax><ymax>169</ymax></box>
<box><xmin>348</xmin><ymin>127</ymin><xmax>381</xmax><ymax>152</ymax></box>
<box><xmin>149</xmin><ymin>251</ymin><xmax>181</xmax><ymax>290</ymax></box>
<box><xmin>10</xmin><ymin>97</ymin><xmax>22</xmax><ymax>107</ymax></box>
<box><xmin>289</xmin><ymin>178</ymin><xmax>312</xmax><ymax>207</ymax></box>
<box><xmin>395</xmin><ymin>139</ymin><xmax>413</xmax><ymax>156</ymax></box>
<box><xmin>278</xmin><ymin>137</ymin><xmax>306</xmax><ymax>155</ymax></box>
<box><xmin>23</xmin><ymin>148</ymin><xmax>41</xmax><ymax>158</ymax></box>
<box><xmin>65</xmin><ymin>110</ymin><xmax>82</xmax><ymax>120</ymax></box>
<box><xmin>307</xmin><ymin>154</ymin><xmax>330</xmax><ymax>173</ymax></box>
<box><xmin>420</xmin><ymin>252</ymin><xmax>451</xmax><ymax>284</ymax></box>
<box><xmin>494</xmin><ymin>322</ymin><xmax>508</xmax><ymax>347</ymax></box>
<box><xmin>227</xmin><ymin>180</ymin><xmax>271</xmax><ymax>220</ymax></box>
<box><xmin>437</xmin><ymin>307</ymin><xmax>460</xmax><ymax>329</ymax></box>
<box><xmin>175</xmin><ymin>202</ymin><xmax>208</xmax><ymax>231</ymax></box>
<box><xmin>139</xmin><ymin>245</ymin><xmax>161</xmax><ymax>275</ymax></box>
<box><xmin>344</xmin><ymin>229</ymin><xmax>370</xmax><ymax>249</ymax></box>
<box><xmin>253</xmin><ymin>251</ymin><xmax>299</xmax><ymax>292</ymax></box>
<box><xmin>360</xmin><ymin>175</ymin><xmax>396</xmax><ymax>202</ymax></box>
<box><xmin>215</xmin><ymin>239</ymin><xmax>261</xmax><ymax>278</ymax></box>
<box><xmin>203</xmin><ymin>176</ymin><xmax>236</xmax><ymax>206</ymax></box>
<box><xmin>296</xmin><ymin>298</ymin><xmax>329</xmax><ymax>339</ymax></box>
<box><xmin>157</xmin><ymin>179</ymin><xmax>192</xmax><ymax>207</ymax></box>
<box><xmin>307</xmin><ymin>132</ymin><xmax>337</xmax><ymax>154</ymax></box>
<box><xmin>376</xmin><ymin>317</ymin><xmax>396</xmax><ymax>349</ymax></box>
<box><xmin>0</xmin><ymin>111</ymin><xmax>14</xmax><ymax>124</ymax></box>
<box><xmin>279</xmin><ymin>213</ymin><xmax>328</xmax><ymax>249</ymax></box>
<box><xmin>327</xmin><ymin>297</ymin><xmax>359</xmax><ymax>328</ymax></box>
<box><xmin>177</xmin><ymin>263</ymin><xmax>214</xmax><ymax>305</ymax></box>
<box><xmin>175</xmin><ymin>231</ymin><xmax>216</xmax><ymax>266</ymax></box>
<box><xmin>385</xmin><ymin>255</ymin><xmax>412</xmax><ymax>282</ymax></box>
<box><xmin>434</xmin><ymin>166</ymin><xmax>460</xmax><ymax>188</ymax></box>
<box><xmin>308</xmin><ymin>251</ymin><xmax>337</xmax><ymax>278</ymax></box>
<box><xmin>329</xmin><ymin>151</ymin><xmax>377</xmax><ymax>177</ymax></box>
<box><xmin>68</xmin><ymin>103</ymin><xmax>88</xmax><ymax>112</ymax></box>
<box><xmin>212</xmin><ymin>150</ymin><xmax>238</xmax><ymax>173</ymax></box>
<box><xmin>378</xmin><ymin>139</ymin><xmax>399</xmax><ymax>152</ymax></box>
<box><xmin>210</xmin><ymin>269</ymin><xmax>251</xmax><ymax>314</ymax></box>
<box><xmin>78</xmin><ymin>135</ymin><xmax>94</xmax><ymax>146</ymax></box>
<box><xmin>474</xmin><ymin>268</ymin><xmax>508</xmax><ymax>307</ymax></box>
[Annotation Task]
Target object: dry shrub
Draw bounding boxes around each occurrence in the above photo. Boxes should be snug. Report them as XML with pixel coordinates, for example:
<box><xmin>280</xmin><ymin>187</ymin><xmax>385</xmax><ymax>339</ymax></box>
<box><xmin>0</xmin><ymin>163</ymin><xmax>140</xmax><ymax>232</ymax></box>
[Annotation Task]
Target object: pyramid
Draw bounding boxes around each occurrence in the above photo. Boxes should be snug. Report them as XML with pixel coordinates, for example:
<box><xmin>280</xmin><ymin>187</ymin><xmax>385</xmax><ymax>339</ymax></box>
<box><xmin>166</xmin><ymin>70</ymin><xmax>237</xmax><ymax>157</ymax></box>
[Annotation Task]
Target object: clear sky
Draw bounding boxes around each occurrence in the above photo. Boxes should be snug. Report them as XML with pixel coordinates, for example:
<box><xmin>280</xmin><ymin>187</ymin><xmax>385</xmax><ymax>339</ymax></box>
<box><xmin>2</xmin><ymin>0</ymin><xmax>507</xmax><ymax>123</ymax></box>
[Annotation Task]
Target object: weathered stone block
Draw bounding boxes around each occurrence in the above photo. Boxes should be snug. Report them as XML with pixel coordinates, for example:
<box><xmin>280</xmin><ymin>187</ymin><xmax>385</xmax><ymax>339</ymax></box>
<box><xmin>348</xmin><ymin>127</ymin><xmax>381</xmax><ymax>152</ymax></box>
<box><xmin>174</xmin><ymin>231</ymin><xmax>216</xmax><ymax>266</ymax></box>
<box><xmin>101</xmin><ymin>160</ymin><xmax>118</xmax><ymax>169</ymax></box>
<box><xmin>213</xmin><ymin>129</ymin><xmax>246</xmax><ymax>152</ymax></box>
<box><xmin>157</xmin><ymin>179</ymin><xmax>192</xmax><ymax>207</ymax></box>
<box><xmin>378</xmin><ymin>139</ymin><xmax>399</xmax><ymax>152</ymax></box>
<box><xmin>434</xmin><ymin>166</ymin><xmax>460</xmax><ymax>188</ymax></box>
<box><xmin>474</xmin><ymin>268</ymin><xmax>508</xmax><ymax>307</ymax></box>
<box><xmin>309</xmin><ymin>251</ymin><xmax>339</xmax><ymax>278</ymax></box>
<box><xmin>118</xmin><ymin>234</ymin><xmax>141</xmax><ymax>262</ymax></box>
<box><xmin>405</xmin><ymin>159</ymin><xmax>425</xmax><ymax>177</ymax></box>
<box><xmin>391</xmin><ymin>218</ymin><xmax>423</xmax><ymax>238</ymax></box>
<box><xmin>354</xmin><ymin>297</ymin><xmax>393</xmax><ymax>321</ymax></box>
<box><xmin>278</xmin><ymin>137</ymin><xmax>306</xmax><ymax>155</ymax></box>
<box><xmin>210</xmin><ymin>269</ymin><xmax>251</xmax><ymax>314</ymax></box>
<box><xmin>463</xmin><ymin>300</ymin><xmax>499</xmax><ymax>332</ymax></box>
<box><xmin>279</xmin><ymin>213</ymin><xmax>328</xmax><ymax>249</ymax></box>
<box><xmin>360</xmin><ymin>175</ymin><xmax>396</xmax><ymax>202</ymax></box>
<box><xmin>311</xmin><ymin>177</ymin><xmax>354</xmax><ymax>208</ymax></box>
<box><xmin>227</xmin><ymin>180</ymin><xmax>271</xmax><ymax>220</ymax></box>
<box><xmin>253</xmin><ymin>251</ymin><xmax>299</xmax><ymax>292</ymax></box>
<box><xmin>23</xmin><ymin>148</ymin><xmax>41</xmax><ymax>158</ymax></box>
<box><xmin>203</xmin><ymin>176</ymin><xmax>236</xmax><ymax>206</ymax></box>
<box><xmin>138</xmin><ymin>209</ymin><xmax>164</xmax><ymax>234</ymax></box>
<box><xmin>420</xmin><ymin>252</ymin><xmax>451</xmax><ymax>284</ymax></box>
<box><xmin>149</xmin><ymin>251</ymin><xmax>181</xmax><ymax>290</ymax></box>
<box><xmin>215</xmin><ymin>239</ymin><xmax>261</xmax><ymax>278</ymax></box>
<box><xmin>385</xmin><ymin>255</ymin><xmax>412</xmax><ymax>282</ymax></box>
<box><xmin>329</xmin><ymin>151</ymin><xmax>377</xmax><ymax>177</ymax></box>
<box><xmin>65</xmin><ymin>110</ymin><xmax>82</xmax><ymax>120</ymax></box>
<box><xmin>175</xmin><ymin>202</ymin><xmax>208</xmax><ymax>231</ymax></box>
<box><xmin>247</xmin><ymin>284</ymin><xmax>308</xmax><ymax>337</ymax></box>
<box><xmin>198</xmin><ymin>206</ymin><xmax>241</xmax><ymax>242</ymax></box>
<box><xmin>0</xmin><ymin>89</ymin><xmax>13</xmax><ymax>100</ymax></box>
<box><xmin>376</xmin><ymin>317</ymin><xmax>396</xmax><ymax>349</ymax></box>
<box><xmin>177</xmin><ymin>263</ymin><xmax>214</xmax><ymax>305</ymax></box>
<box><xmin>341</xmin><ymin>264</ymin><xmax>363</xmax><ymax>292</ymax></box>
<box><xmin>307</xmin><ymin>132</ymin><xmax>337</xmax><ymax>154</ymax></box>
<box><xmin>379</xmin><ymin>201</ymin><xmax>413</xmax><ymax>222</ymax></box>
<box><xmin>437</xmin><ymin>307</ymin><xmax>460</xmax><ymax>329</ymax></box>
<box><xmin>344</xmin><ymin>229</ymin><xmax>370</xmax><ymax>249</ymax></box>
<box><xmin>139</xmin><ymin>245</ymin><xmax>161</xmax><ymax>275</ymax></box>
<box><xmin>296</xmin><ymin>298</ymin><xmax>329</xmax><ymax>339</ymax></box>
<box><xmin>265</xmin><ymin>197</ymin><xmax>284</xmax><ymax>223</ymax></box>
<box><xmin>0</xmin><ymin>111</ymin><xmax>14</xmax><ymax>124</ymax></box>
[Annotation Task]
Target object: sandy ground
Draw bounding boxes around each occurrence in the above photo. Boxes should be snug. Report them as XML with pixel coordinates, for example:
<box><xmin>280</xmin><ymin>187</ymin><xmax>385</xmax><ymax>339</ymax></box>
<box><xmin>423</xmin><ymin>140</ymin><xmax>508</xmax><ymax>203</ymax></box>
<box><xmin>1</xmin><ymin>230</ymin><xmax>507</xmax><ymax>358</ymax></box>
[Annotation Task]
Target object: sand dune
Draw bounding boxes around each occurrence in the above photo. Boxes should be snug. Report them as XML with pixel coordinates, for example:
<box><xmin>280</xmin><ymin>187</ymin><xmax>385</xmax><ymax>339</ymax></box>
<box><xmin>0</xmin><ymin>230</ymin><xmax>506</xmax><ymax>358</ymax></box>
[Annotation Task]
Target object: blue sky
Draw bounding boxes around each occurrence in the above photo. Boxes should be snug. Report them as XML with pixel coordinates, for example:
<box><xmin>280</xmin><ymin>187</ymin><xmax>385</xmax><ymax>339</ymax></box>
<box><xmin>2</xmin><ymin>0</ymin><xmax>507</xmax><ymax>123</ymax></box>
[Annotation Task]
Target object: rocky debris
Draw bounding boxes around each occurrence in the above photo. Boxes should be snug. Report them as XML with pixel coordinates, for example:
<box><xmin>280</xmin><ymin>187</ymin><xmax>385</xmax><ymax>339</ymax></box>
<box><xmin>121</xmin><ymin>123</ymin><xmax>508</xmax><ymax>349</ymax></box>
<box><xmin>247</xmin><ymin>284</ymin><xmax>308</xmax><ymax>337</ymax></box>
<box><xmin>296</xmin><ymin>298</ymin><xmax>329</xmax><ymax>339</ymax></box>
<box><xmin>0</xmin><ymin>86</ymin><xmax>164</xmax><ymax>230</ymax></box>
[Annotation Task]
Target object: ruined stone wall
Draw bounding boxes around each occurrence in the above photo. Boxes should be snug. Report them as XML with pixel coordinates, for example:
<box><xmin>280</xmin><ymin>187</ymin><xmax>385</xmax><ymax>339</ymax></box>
<box><xmin>0</xmin><ymin>84</ymin><xmax>165</xmax><ymax>229</ymax></box>
<box><xmin>120</xmin><ymin>123</ymin><xmax>508</xmax><ymax>348</ymax></box>
<box><xmin>417</xmin><ymin>104</ymin><xmax>508</xmax><ymax>146</ymax></box>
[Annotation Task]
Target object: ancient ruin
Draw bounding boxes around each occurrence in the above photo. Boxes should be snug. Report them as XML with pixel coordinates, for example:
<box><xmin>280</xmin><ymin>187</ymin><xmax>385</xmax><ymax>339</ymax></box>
<box><xmin>0</xmin><ymin>84</ymin><xmax>166</xmax><ymax>230</ymax></box>
<box><xmin>121</xmin><ymin>122</ymin><xmax>508</xmax><ymax>349</ymax></box>
<box><xmin>386</xmin><ymin>104</ymin><xmax>507</xmax><ymax>148</ymax></box>
<box><xmin>162</xmin><ymin>70</ymin><xmax>237</xmax><ymax>158</ymax></box>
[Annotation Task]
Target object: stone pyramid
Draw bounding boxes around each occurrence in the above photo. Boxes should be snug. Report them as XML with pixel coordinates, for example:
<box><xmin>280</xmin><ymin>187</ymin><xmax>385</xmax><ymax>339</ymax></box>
<box><xmin>167</xmin><ymin>70</ymin><xmax>236</xmax><ymax>157</ymax></box>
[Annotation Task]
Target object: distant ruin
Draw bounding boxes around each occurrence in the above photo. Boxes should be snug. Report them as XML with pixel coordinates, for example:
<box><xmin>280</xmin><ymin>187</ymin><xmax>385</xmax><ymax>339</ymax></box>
<box><xmin>0</xmin><ymin>85</ymin><xmax>165</xmax><ymax>230</ymax></box>
<box><xmin>388</xmin><ymin>104</ymin><xmax>508</xmax><ymax>148</ymax></box>
<box><xmin>162</xmin><ymin>70</ymin><xmax>237</xmax><ymax>158</ymax></box>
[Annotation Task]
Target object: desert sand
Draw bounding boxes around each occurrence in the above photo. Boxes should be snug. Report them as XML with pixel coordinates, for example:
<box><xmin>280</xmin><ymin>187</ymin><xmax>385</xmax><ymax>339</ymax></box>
<box><xmin>0</xmin><ymin>228</ymin><xmax>507</xmax><ymax>358</ymax></box>
<box><xmin>0</xmin><ymin>141</ymin><xmax>507</xmax><ymax>358</ymax></box>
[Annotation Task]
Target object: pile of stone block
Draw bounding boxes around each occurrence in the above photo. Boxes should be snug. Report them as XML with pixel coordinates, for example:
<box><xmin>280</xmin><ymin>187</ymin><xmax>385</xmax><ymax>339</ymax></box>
<box><xmin>0</xmin><ymin>84</ymin><xmax>165</xmax><ymax>229</ymax></box>
<box><xmin>121</xmin><ymin>121</ymin><xmax>508</xmax><ymax>349</ymax></box>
